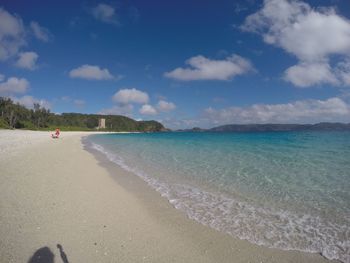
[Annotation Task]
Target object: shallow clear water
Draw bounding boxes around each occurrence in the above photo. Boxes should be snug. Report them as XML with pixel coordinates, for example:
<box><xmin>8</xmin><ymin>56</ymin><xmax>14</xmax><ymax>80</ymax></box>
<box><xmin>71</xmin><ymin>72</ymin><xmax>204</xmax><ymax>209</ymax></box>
<box><xmin>88</xmin><ymin>131</ymin><xmax>350</xmax><ymax>262</ymax></box>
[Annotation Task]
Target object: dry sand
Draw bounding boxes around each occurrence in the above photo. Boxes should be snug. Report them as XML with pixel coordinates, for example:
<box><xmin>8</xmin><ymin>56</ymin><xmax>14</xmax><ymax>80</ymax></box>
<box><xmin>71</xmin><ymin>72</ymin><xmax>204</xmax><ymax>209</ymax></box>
<box><xmin>0</xmin><ymin>130</ymin><xmax>338</xmax><ymax>263</ymax></box>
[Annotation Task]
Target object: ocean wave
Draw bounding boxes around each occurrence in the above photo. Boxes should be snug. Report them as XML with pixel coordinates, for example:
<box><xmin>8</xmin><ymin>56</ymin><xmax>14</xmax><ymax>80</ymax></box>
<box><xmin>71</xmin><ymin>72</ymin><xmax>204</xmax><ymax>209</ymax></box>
<box><xmin>89</xmin><ymin>141</ymin><xmax>350</xmax><ymax>263</ymax></box>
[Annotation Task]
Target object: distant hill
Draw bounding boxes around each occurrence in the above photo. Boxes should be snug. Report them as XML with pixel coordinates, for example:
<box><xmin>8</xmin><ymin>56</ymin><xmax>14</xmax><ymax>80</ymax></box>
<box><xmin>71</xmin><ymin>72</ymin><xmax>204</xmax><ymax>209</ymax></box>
<box><xmin>175</xmin><ymin>123</ymin><xmax>350</xmax><ymax>132</ymax></box>
<box><xmin>209</xmin><ymin>123</ymin><xmax>350</xmax><ymax>132</ymax></box>
<box><xmin>175</xmin><ymin>127</ymin><xmax>207</xmax><ymax>132</ymax></box>
<box><xmin>50</xmin><ymin>113</ymin><xmax>167</xmax><ymax>132</ymax></box>
<box><xmin>0</xmin><ymin>97</ymin><xmax>166</xmax><ymax>132</ymax></box>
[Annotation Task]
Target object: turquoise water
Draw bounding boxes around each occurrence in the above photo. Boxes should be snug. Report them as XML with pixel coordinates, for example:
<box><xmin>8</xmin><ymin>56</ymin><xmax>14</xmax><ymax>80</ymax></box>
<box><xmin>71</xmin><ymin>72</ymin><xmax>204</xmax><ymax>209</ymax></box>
<box><xmin>88</xmin><ymin>131</ymin><xmax>350</xmax><ymax>262</ymax></box>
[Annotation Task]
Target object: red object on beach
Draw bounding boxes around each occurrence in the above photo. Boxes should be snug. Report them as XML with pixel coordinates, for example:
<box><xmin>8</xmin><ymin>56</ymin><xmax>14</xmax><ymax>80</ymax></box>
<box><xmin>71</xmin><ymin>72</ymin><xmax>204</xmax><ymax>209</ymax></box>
<box><xmin>51</xmin><ymin>128</ymin><xmax>60</xmax><ymax>138</ymax></box>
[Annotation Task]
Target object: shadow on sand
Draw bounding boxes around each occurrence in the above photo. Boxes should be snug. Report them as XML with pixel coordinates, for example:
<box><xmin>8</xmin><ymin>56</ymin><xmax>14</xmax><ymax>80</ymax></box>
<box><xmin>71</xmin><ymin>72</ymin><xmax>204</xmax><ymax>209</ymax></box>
<box><xmin>27</xmin><ymin>247</ymin><xmax>54</xmax><ymax>263</ymax></box>
<box><xmin>57</xmin><ymin>244</ymin><xmax>69</xmax><ymax>263</ymax></box>
<box><xmin>28</xmin><ymin>244</ymin><xmax>70</xmax><ymax>263</ymax></box>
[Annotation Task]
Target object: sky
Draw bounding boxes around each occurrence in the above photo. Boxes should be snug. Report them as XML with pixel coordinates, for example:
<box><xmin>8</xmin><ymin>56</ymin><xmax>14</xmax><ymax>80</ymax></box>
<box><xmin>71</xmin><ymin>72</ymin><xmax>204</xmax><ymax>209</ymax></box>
<box><xmin>0</xmin><ymin>0</ymin><xmax>350</xmax><ymax>129</ymax></box>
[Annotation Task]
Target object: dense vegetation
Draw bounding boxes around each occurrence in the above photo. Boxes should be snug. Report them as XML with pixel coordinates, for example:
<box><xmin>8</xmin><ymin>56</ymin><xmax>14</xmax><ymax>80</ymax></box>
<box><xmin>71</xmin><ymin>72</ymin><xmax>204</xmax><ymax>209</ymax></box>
<box><xmin>0</xmin><ymin>97</ymin><xmax>166</xmax><ymax>132</ymax></box>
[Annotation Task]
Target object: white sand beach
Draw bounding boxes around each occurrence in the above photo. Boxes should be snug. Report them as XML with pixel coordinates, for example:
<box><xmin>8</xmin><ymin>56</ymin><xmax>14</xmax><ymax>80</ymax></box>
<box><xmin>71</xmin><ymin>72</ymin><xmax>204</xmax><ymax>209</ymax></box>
<box><xmin>0</xmin><ymin>130</ymin><xmax>338</xmax><ymax>263</ymax></box>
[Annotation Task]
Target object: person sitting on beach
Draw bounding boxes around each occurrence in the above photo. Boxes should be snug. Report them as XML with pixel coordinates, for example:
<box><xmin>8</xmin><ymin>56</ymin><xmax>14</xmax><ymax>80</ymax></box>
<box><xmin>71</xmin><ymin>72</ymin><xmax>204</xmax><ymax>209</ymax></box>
<box><xmin>51</xmin><ymin>128</ymin><xmax>60</xmax><ymax>139</ymax></box>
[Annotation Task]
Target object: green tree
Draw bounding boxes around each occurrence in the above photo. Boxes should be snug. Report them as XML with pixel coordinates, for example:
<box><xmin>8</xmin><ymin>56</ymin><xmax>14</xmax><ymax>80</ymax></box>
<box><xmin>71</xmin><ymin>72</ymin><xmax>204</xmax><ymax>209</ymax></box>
<box><xmin>0</xmin><ymin>98</ymin><xmax>24</xmax><ymax>128</ymax></box>
<box><xmin>86</xmin><ymin>117</ymin><xmax>98</xmax><ymax>129</ymax></box>
<box><xmin>32</xmin><ymin>103</ymin><xmax>50</xmax><ymax>128</ymax></box>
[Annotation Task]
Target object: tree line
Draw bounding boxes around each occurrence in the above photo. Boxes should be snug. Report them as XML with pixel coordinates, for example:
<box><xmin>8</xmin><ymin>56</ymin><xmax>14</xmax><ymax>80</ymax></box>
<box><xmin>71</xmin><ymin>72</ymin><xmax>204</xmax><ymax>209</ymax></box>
<box><xmin>0</xmin><ymin>97</ymin><xmax>166</xmax><ymax>132</ymax></box>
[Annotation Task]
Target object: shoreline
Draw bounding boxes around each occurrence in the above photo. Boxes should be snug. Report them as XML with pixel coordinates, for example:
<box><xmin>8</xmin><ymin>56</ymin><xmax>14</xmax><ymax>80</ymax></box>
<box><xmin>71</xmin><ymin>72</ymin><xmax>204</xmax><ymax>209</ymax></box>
<box><xmin>0</xmin><ymin>130</ymin><xmax>339</xmax><ymax>262</ymax></box>
<box><xmin>83</xmin><ymin>133</ymin><xmax>340</xmax><ymax>263</ymax></box>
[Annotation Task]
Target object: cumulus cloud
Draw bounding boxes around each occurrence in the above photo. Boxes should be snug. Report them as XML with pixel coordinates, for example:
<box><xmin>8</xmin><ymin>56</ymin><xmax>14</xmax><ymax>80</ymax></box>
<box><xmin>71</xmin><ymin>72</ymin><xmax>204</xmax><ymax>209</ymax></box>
<box><xmin>99</xmin><ymin>104</ymin><xmax>134</xmax><ymax>116</ymax></box>
<box><xmin>69</xmin><ymin>64</ymin><xmax>114</xmax><ymax>80</ymax></box>
<box><xmin>140</xmin><ymin>104</ymin><xmax>157</xmax><ymax>115</ymax></box>
<box><xmin>202</xmin><ymin>97</ymin><xmax>350</xmax><ymax>126</ymax></box>
<box><xmin>0</xmin><ymin>8</ymin><xmax>51</xmax><ymax>64</ymax></box>
<box><xmin>0</xmin><ymin>77</ymin><xmax>29</xmax><ymax>95</ymax></box>
<box><xmin>242</xmin><ymin>0</ymin><xmax>350</xmax><ymax>87</ymax></box>
<box><xmin>15</xmin><ymin>51</ymin><xmax>39</xmax><ymax>70</ymax></box>
<box><xmin>0</xmin><ymin>7</ymin><xmax>26</xmax><ymax>61</ymax></box>
<box><xmin>92</xmin><ymin>3</ymin><xmax>118</xmax><ymax>25</ymax></box>
<box><xmin>159</xmin><ymin>98</ymin><xmax>350</xmax><ymax>129</ymax></box>
<box><xmin>284</xmin><ymin>62</ymin><xmax>339</xmax><ymax>87</ymax></box>
<box><xmin>164</xmin><ymin>54</ymin><xmax>253</xmax><ymax>81</ymax></box>
<box><xmin>157</xmin><ymin>100</ymin><xmax>176</xmax><ymax>112</ymax></box>
<box><xmin>12</xmin><ymin>95</ymin><xmax>51</xmax><ymax>109</ymax></box>
<box><xmin>112</xmin><ymin>88</ymin><xmax>149</xmax><ymax>104</ymax></box>
<box><xmin>336</xmin><ymin>60</ymin><xmax>350</xmax><ymax>85</ymax></box>
<box><xmin>241</xmin><ymin>0</ymin><xmax>350</xmax><ymax>60</ymax></box>
<box><xmin>101</xmin><ymin>88</ymin><xmax>153</xmax><ymax>117</ymax></box>
<box><xmin>30</xmin><ymin>21</ymin><xmax>52</xmax><ymax>42</ymax></box>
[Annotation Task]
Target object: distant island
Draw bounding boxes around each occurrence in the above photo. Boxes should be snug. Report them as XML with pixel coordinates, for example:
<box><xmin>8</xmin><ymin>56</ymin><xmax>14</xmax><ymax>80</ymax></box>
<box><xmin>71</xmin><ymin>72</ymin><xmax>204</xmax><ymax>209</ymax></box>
<box><xmin>0</xmin><ymin>97</ymin><xmax>166</xmax><ymax>132</ymax></box>
<box><xmin>177</xmin><ymin>123</ymin><xmax>350</xmax><ymax>132</ymax></box>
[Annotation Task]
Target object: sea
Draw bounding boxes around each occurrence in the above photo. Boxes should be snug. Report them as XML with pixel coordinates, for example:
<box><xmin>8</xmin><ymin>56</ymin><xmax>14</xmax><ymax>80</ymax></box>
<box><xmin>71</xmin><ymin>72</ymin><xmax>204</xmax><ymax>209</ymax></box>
<box><xmin>86</xmin><ymin>131</ymin><xmax>350</xmax><ymax>262</ymax></box>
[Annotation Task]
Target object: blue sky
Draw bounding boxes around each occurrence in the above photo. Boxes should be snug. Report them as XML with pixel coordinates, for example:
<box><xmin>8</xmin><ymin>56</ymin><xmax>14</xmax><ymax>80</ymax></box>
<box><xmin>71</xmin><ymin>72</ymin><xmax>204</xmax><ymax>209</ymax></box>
<box><xmin>0</xmin><ymin>0</ymin><xmax>350</xmax><ymax>128</ymax></box>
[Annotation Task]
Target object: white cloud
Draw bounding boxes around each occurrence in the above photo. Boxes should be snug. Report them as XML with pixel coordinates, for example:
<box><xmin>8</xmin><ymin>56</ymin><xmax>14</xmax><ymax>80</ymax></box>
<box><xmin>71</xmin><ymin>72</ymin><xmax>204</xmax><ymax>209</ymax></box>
<box><xmin>99</xmin><ymin>104</ymin><xmax>134</xmax><ymax>116</ymax></box>
<box><xmin>0</xmin><ymin>74</ymin><xmax>4</xmax><ymax>81</ymax></box>
<box><xmin>0</xmin><ymin>77</ymin><xmax>29</xmax><ymax>95</ymax></box>
<box><xmin>12</xmin><ymin>95</ymin><xmax>51</xmax><ymax>109</ymax></box>
<box><xmin>157</xmin><ymin>100</ymin><xmax>176</xmax><ymax>112</ymax></box>
<box><xmin>202</xmin><ymin>97</ymin><xmax>350</xmax><ymax>126</ymax></box>
<box><xmin>241</xmin><ymin>0</ymin><xmax>350</xmax><ymax>61</ymax></box>
<box><xmin>58</xmin><ymin>96</ymin><xmax>86</xmax><ymax>108</ymax></box>
<box><xmin>0</xmin><ymin>8</ymin><xmax>52</xmax><ymax>64</ymax></box>
<box><xmin>0</xmin><ymin>7</ymin><xmax>26</xmax><ymax>61</ymax></box>
<box><xmin>161</xmin><ymin>117</ymin><xmax>202</xmax><ymax>130</ymax></box>
<box><xmin>284</xmin><ymin>62</ymin><xmax>339</xmax><ymax>87</ymax></box>
<box><xmin>69</xmin><ymin>64</ymin><xmax>114</xmax><ymax>80</ymax></box>
<box><xmin>242</xmin><ymin>0</ymin><xmax>350</xmax><ymax>87</ymax></box>
<box><xmin>164</xmin><ymin>54</ymin><xmax>253</xmax><ymax>81</ymax></box>
<box><xmin>60</xmin><ymin>96</ymin><xmax>72</xmax><ymax>102</ymax></box>
<box><xmin>30</xmin><ymin>21</ymin><xmax>51</xmax><ymax>42</ymax></box>
<box><xmin>73</xmin><ymin>99</ymin><xmax>86</xmax><ymax>107</ymax></box>
<box><xmin>112</xmin><ymin>88</ymin><xmax>149</xmax><ymax>104</ymax></box>
<box><xmin>92</xmin><ymin>3</ymin><xmax>118</xmax><ymax>25</ymax></box>
<box><xmin>140</xmin><ymin>104</ymin><xmax>157</xmax><ymax>115</ymax></box>
<box><xmin>165</xmin><ymin>97</ymin><xmax>350</xmax><ymax>128</ymax></box>
<box><xmin>15</xmin><ymin>51</ymin><xmax>39</xmax><ymax>70</ymax></box>
<box><xmin>336</xmin><ymin>60</ymin><xmax>350</xmax><ymax>86</ymax></box>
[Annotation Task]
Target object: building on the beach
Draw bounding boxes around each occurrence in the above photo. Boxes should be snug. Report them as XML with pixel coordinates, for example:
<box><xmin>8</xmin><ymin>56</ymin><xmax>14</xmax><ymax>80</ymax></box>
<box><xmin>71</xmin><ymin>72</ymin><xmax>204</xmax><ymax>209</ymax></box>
<box><xmin>98</xmin><ymin>118</ymin><xmax>106</xmax><ymax>129</ymax></box>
